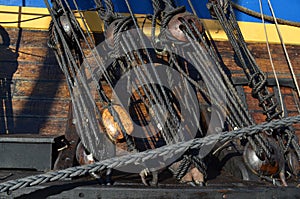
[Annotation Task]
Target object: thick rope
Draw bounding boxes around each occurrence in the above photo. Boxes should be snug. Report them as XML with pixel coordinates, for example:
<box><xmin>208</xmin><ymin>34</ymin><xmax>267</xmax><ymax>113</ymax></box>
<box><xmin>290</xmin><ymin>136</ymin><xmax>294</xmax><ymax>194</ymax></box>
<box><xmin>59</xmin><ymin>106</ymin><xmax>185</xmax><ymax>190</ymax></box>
<box><xmin>231</xmin><ymin>2</ymin><xmax>300</xmax><ymax>28</ymax></box>
<box><xmin>0</xmin><ymin>115</ymin><xmax>299</xmax><ymax>193</ymax></box>
<box><xmin>207</xmin><ymin>0</ymin><xmax>300</xmax><ymax>159</ymax></box>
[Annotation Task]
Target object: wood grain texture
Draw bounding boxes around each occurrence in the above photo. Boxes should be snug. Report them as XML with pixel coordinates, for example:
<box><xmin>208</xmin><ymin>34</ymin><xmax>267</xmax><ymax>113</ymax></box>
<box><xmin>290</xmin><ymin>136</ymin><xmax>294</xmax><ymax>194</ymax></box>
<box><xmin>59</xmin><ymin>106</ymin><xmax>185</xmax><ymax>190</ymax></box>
<box><xmin>0</xmin><ymin>27</ymin><xmax>299</xmax><ymax>139</ymax></box>
<box><xmin>0</xmin><ymin>27</ymin><xmax>69</xmax><ymax>134</ymax></box>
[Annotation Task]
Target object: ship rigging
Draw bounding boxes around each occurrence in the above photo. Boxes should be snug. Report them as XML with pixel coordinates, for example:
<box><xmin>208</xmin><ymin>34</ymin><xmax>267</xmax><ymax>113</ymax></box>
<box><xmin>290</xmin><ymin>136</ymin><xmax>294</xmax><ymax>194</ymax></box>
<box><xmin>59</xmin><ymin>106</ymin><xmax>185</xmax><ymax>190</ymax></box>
<box><xmin>0</xmin><ymin>0</ymin><xmax>299</xmax><ymax>195</ymax></box>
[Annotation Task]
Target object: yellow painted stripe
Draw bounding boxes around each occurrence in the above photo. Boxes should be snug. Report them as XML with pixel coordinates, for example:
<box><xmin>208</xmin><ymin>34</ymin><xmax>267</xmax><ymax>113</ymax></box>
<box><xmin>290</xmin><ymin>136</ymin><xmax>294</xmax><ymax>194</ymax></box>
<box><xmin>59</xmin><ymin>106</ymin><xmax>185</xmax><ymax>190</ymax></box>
<box><xmin>202</xmin><ymin>19</ymin><xmax>300</xmax><ymax>45</ymax></box>
<box><xmin>0</xmin><ymin>5</ymin><xmax>299</xmax><ymax>45</ymax></box>
<box><xmin>0</xmin><ymin>5</ymin><xmax>51</xmax><ymax>29</ymax></box>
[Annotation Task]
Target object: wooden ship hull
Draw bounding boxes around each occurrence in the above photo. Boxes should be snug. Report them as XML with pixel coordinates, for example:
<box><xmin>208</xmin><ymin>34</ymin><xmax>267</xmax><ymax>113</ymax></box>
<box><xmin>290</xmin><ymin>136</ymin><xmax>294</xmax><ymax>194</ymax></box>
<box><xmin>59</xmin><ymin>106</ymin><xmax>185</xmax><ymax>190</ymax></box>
<box><xmin>0</xmin><ymin>0</ymin><xmax>298</xmax><ymax>135</ymax></box>
<box><xmin>0</xmin><ymin>0</ymin><xmax>299</xmax><ymax>198</ymax></box>
<box><xmin>0</xmin><ymin>1</ymin><xmax>298</xmax><ymax>134</ymax></box>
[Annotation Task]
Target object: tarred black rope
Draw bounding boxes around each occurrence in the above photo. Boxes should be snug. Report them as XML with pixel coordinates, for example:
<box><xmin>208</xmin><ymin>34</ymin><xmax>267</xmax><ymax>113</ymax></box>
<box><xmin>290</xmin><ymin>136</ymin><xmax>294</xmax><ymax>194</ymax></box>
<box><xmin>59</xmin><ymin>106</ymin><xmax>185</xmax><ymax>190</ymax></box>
<box><xmin>207</xmin><ymin>0</ymin><xmax>300</xmax><ymax>161</ymax></box>
<box><xmin>175</xmin><ymin>155</ymin><xmax>192</xmax><ymax>180</ymax></box>
<box><xmin>161</xmin><ymin>0</ymin><xmax>176</xmax><ymax>11</ymax></box>
<box><xmin>152</xmin><ymin>1</ymin><xmax>210</xmax><ymax>181</ymax></box>
<box><xmin>47</xmin><ymin>20</ymin><xmax>56</xmax><ymax>49</ymax></box>
<box><xmin>190</xmin><ymin>155</ymin><xmax>207</xmax><ymax>178</ymax></box>
<box><xmin>112</xmin><ymin>16</ymin><xmax>133</xmax><ymax>56</ymax></box>
<box><xmin>206</xmin><ymin>2</ymin><xmax>275</xmax><ymax>161</ymax></box>
<box><xmin>94</xmin><ymin>0</ymin><xmax>119</xmax><ymax>25</ymax></box>
<box><xmin>208</xmin><ymin>1</ymin><xmax>281</xmax><ymax>123</ymax></box>
<box><xmin>166</xmin><ymin>5</ymin><xmax>274</xmax><ymax>166</ymax></box>
<box><xmin>161</xmin><ymin>6</ymin><xmax>186</xmax><ymax>28</ymax></box>
<box><xmin>152</xmin><ymin>0</ymin><xmax>164</xmax><ymax>14</ymax></box>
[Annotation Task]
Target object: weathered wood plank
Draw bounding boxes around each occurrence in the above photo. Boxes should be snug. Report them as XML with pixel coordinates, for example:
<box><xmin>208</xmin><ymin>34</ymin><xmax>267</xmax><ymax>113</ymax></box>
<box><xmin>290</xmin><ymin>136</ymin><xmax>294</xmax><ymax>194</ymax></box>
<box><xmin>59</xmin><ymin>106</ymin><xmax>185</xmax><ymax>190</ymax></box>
<box><xmin>1</xmin><ymin>26</ymin><xmax>300</xmax><ymax>137</ymax></box>
<box><xmin>0</xmin><ymin>116</ymin><xmax>67</xmax><ymax>134</ymax></box>
<box><xmin>5</xmin><ymin>47</ymin><xmax>57</xmax><ymax>63</ymax></box>
<box><xmin>8</xmin><ymin>31</ymin><xmax>49</xmax><ymax>48</ymax></box>
<box><xmin>39</xmin><ymin>119</ymin><xmax>68</xmax><ymax>135</ymax></box>
<box><xmin>0</xmin><ymin>27</ymin><xmax>72</xmax><ymax>135</ymax></box>
<box><xmin>12</xmin><ymin>80</ymin><xmax>70</xmax><ymax>99</ymax></box>
<box><xmin>216</xmin><ymin>41</ymin><xmax>300</xmax><ymax>78</ymax></box>
<box><xmin>10</xmin><ymin>98</ymin><xmax>70</xmax><ymax>118</ymax></box>
<box><xmin>12</xmin><ymin>63</ymin><xmax>64</xmax><ymax>80</ymax></box>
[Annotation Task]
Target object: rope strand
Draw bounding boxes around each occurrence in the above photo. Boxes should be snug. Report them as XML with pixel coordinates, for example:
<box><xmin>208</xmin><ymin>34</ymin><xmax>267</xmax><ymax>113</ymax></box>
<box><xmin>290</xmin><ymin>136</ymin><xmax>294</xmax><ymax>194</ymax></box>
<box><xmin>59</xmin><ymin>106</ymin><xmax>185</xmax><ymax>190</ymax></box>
<box><xmin>266</xmin><ymin>0</ymin><xmax>300</xmax><ymax>100</ymax></box>
<box><xmin>258</xmin><ymin>0</ymin><xmax>284</xmax><ymax>117</ymax></box>
<box><xmin>0</xmin><ymin>114</ymin><xmax>299</xmax><ymax>193</ymax></box>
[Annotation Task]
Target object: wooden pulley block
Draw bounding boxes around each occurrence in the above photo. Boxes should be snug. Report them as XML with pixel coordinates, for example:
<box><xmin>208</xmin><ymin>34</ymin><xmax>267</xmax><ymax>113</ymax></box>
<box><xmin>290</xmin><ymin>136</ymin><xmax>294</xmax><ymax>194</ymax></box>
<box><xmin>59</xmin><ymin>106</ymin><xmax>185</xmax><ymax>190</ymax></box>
<box><xmin>243</xmin><ymin>140</ymin><xmax>284</xmax><ymax>176</ymax></box>
<box><xmin>76</xmin><ymin>141</ymin><xmax>95</xmax><ymax>165</ymax></box>
<box><xmin>101</xmin><ymin>104</ymin><xmax>134</xmax><ymax>142</ymax></box>
<box><xmin>168</xmin><ymin>12</ymin><xmax>204</xmax><ymax>42</ymax></box>
<box><xmin>59</xmin><ymin>14</ymin><xmax>72</xmax><ymax>38</ymax></box>
<box><xmin>286</xmin><ymin>150</ymin><xmax>300</xmax><ymax>176</ymax></box>
<box><xmin>59</xmin><ymin>12</ymin><xmax>80</xmax><ymax>42</ymax></box>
